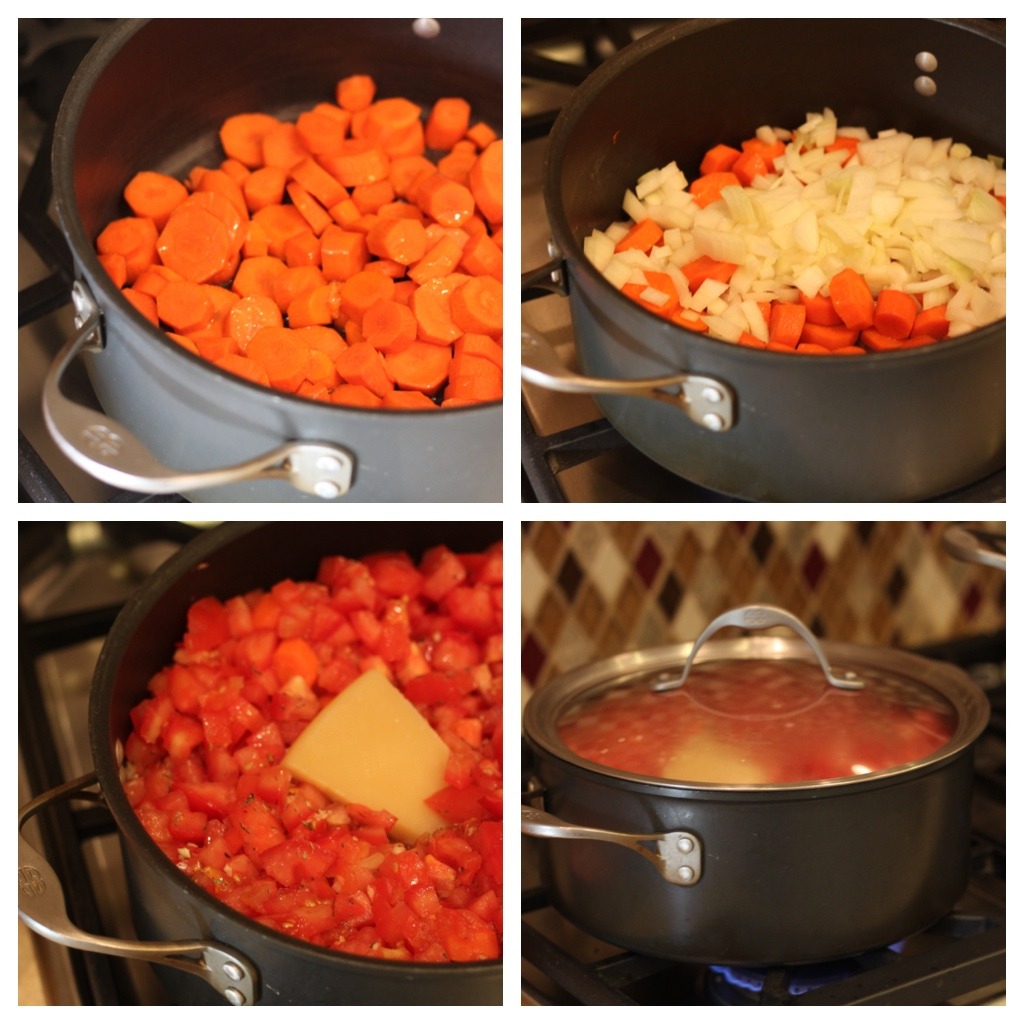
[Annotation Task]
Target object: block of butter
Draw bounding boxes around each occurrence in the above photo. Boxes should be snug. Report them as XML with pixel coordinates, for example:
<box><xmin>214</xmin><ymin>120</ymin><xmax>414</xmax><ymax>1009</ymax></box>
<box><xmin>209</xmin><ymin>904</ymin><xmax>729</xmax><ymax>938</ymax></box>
<box><xmin>282</xmin><ymin>669</ymin><xmax>450</xmax><ymax>844</ymax></box>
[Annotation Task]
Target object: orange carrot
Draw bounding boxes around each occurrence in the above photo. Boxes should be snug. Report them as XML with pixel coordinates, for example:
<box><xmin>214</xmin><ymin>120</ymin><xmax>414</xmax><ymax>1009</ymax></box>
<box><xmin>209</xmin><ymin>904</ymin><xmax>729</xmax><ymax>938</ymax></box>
<box><xmin>226</xmin><ymin>294</ymin><xmax>284</xmax><ymax>350</ymax></box>
<box><xmin>799</xmin><ymin>321</ymin><xmax>860</xmax><ymax>350</ymax></box>
<box><xmin>671</xmin><ymin>309</ymin><xmax>709</xmax><ymax>333</ymax></box>
<box><xmin>902</xmin><ymin>334</ymin><xmax>942</xmax><ymax>349</ymax></box>
<box><xmin>251</xmin><ymin>203</ymin><xmax>309</xmax><ymax>258</ymax></box>
<box><xmin>465</xmin><ymin>121</ymin><xmax>498</xmax><ymax>150</ymax></box>
<box><xmin>337</xmin><ymin>267</ymin><xmax>396</xmax><ymax>322</ymax></box>
<box><xmin>195</xmin><ymin>168</ymin><xmax>249</xmax><ymax>221</ymax></box>
<box><xmin>410</xmin><ymin>276</ymin><xmax>462</xmax><ymax>345</ymax></box>
<box><xmin>335</xmin><ymin>342</ymin><xmax>394</xmax><ymax>397</ymax></box>
<box><xmin>123</xmin><ymin>171</ymin><xmax>189</xmax><ymax>230</ymax></box>
<box><xmin>96</xmin><ymin>217</ymin><xmax>159</xmax><ymax>284</ymax></box>
<box><xmin>699</xmin><ymin>144</ymin><xmax>741</xmax><ymax>175</ymax></box>
<box><xmin>320</xmin><ymin>225</ymin><xmax>369</xmax><ymax>282</ymax></box>
<box><xmin>260</xmin><ymin>121</ymin><xmax>310</xmax><ymax>170</ymax></box>
<box><xmin>156</xmin><ymin>204</ymin><xmax>234</xmax><ymax>284</ymax></box>
<box><xmin>450</xmin><ymin>275</ymin><xmax>501</xmax><ymax>336</ymax></box>
<box><xmin>288</xmin><ymin>157</ymin><xmax>347</xmax><ymax>209</ymax></box>
<box><xmin>425</xmin><ymin>97</ymin><xmax>471</xmax><ymax>152</ymax></box>
<box><xmin>824</xmin><ymin>136</ymin><xmax>860</xmax><ymax>164</ymax></box>
<box><xmin>737</xmin><ymin>331</ymin><xmax>767</xmax><ymax>349</ymax></box>
<box><xmin>330</xmin><ymin>383</ymin><xmax>382</xmax><ymax>408</ymax></box>
<box><xmin>385</xmin><ymin>340</ymin><xmax>451</xmax><ymax>394</ymax></box>
<box><xmin>912</xmin><ymin>304</ymin><xmax>951</xmax><ymax>340</ymax></box>
<box><xmin>214</xmin><ymin>353</ymin><xmax>271</xmax><ymax>386</ymax></box>
<box><xmin>872</xmin><ymin>289</ymin><xmax>919</xmax><ymax>339</ymax></box>
<box><xmin>219</xmin><ymin>158</ymin><xmax>251</xmax><ymax>186</ymax></box>
<box><xmin>282</xmin><ymin>228</ymin><xmax>322</xmax><ymax>269</ymax></box>
<box><xmin>768</xmin><ymin>302</ymin><xmax>806</xmax><ymax>348</ymax></box>
<box><xmin>296</xmin><ymin>108</ymin><xmax>347</xmax><ymax>156</ymax></box>
<box><xmin>285</xmin><ymin>181</ymin><xmax>332</xmax><ymax>236</ymax></box>
<box><xmin>741</xmin><ymin>136</ymin><xmax>785</xmax><ymax>165</ymax></box>
<box><xmin>366</xmin><ymin>216</ymin><xmax>427</xmax><ymax>265</ymax></box>
<box><xmin>828</xmin><ymin>268</ymin><xmax>875</xmax><ymax>330</ymax></box>
<box><xmin>688</xmin><ymin>171</ymin><xmax>741</xmax><ymax>207</ymax></box>
<box><xmin>860</xmin><ymin>328</ymin><xmax>905</xmax><ymax>352</ymax></box>
<box><xmin>362</xmin><ymin>298</ymin><xmax>417</xmax><ymax>352</ymax></box>
<box><xmin>246</xmin><ymin>326</ymin><xmax>311</xmax><ymax>391</ymax></box>
<box><xmin>296</xmin><ymin>324</ymin><xmax>346</xmax><ymax>362</ymax></box>
<box><xmin>97</xmin><ymin>251</ymin><xmax>128</xmax><ymax>288</ymax></box>
<box><xmin>352</xmin><ymin>179</ymin><xmax>396</xmax><ymax>215</ymax></box>
<box><xmin>614</xmin><ymin>218</ymin><xmax>663</xmax><ymax>254</ymax></box>
<box><xmin>799</xmin><ymin>290</ymin><xmax>844</xmax><ymax>326</ymax></box>
<box><xmin>414</xmin><ymin>172</ymin><xmax>476</xmax><ymax>228</ymax></box>
<box><xmin>468</xmin><ymin>139</ymin><xmax>502</xmax><ymax>226</ymax></box>
<box><xmin>336</xmin><ymin>74</ymin><xmax>376</xmax><ymax>113</ymax></box>
<box><xmin>731</xmin><ymin>149</ymin><xmax>769</xmax><ymax>187</ymax></box>
<box><xmin>409</xmin><ymin>233</ymin><xmax>467</xmax><ymax>285</ymax></box>
<box><xmin>445</xmin><ymin>352</ymin><xmax>501</xmax><ymax>403</ymax></box>
<box><xmin>121</xmin><ymin>286</ymin><xmax>159</xmax><ymax>325</ymax></box>
<box><xmin>381</xmin><ymin>389</ymin><xmax>439</xmax><ymax>410</ymax></box>
<box><xmin>272</xmin><ymin>265</ymin><xmax>326</xmax><ymax>314</ymax></box>
<box><xmin>454</xmin><ymin>332</ymin><xmax>502</xmax><ymax>368</ymax></box>
<box><xmin>219</xmin><ymin>112</ymin><xmax>281</xmax><ymax>168</ymax></box>
<box><xmin>362</xmin><ymin>97</ymin><xmax>422</xmax><ymax>155</ymax></box>
<box><xmin>287</xmin><ymin>284</ymin><xmax>336</xmax><ymax>328</ymax></box>
<box><xmin>680</xmin><ymin>254</ymin><xmax>737</xmax><ymax>290</ymax></box>
<box><xmin>242</xmin><ymin>166</ymin><xmax>287</xmax><ymax>213</ymax></box>
<box><xmin>232</xmin><ymin>255</ymin><xmax>289</xmax><ymax>300</ymax></box>
<box><xmin>319</xmin><ymin>139</ymin><xmax>390</xmax><ymax>188</ymax></box>
<box><xmin>458</xmin><ymin>231</ymin><xmax>502</xmax><ymax>279</ymax></box>
<box><xmin>155</xmin><ymin>279</ymin><xmax>215</xmax><ymax>334</ymax></box>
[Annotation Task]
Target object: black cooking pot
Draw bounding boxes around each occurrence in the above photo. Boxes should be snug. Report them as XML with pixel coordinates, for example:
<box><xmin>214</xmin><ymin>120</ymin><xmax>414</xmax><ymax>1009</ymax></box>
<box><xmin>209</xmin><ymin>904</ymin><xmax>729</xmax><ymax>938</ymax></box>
<box><xmin>523</xmin><ymin>18</ymin><xmax>1004</xmax><ymax>501</ymax></box>
<box><xmin>46</xmin><ymin>19</ymin><xmax>501</xmax><ymax>502</ymax></box>
<box><xmin>521</xmin><ymin>606</ymin><xmax>989</xmax><ymax>965</ymax></box>
<box><xmin>19</xmin><ymin>521</ymin><xmax>503</xmax><ymax>1005</ymax></box>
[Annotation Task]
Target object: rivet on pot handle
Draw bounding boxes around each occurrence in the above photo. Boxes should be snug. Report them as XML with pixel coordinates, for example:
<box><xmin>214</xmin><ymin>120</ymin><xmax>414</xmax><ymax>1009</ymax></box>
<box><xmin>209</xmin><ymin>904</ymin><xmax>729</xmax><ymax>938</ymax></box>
<box><xmin>42</xmin><ymin>281</ymin><xmax>356</xmax><ymax>499</ymax></box>
<box><xmin>19</xmin><ymin>772</ymin><xmax>259</xmax><ymax>1006</ymax></box>
<box><xmin>521</xmin><ymin>322</ymin><xmax>734</xmax><ymax>432</ymax></box>
<box><xmin>521</xmin><ymin>805</ymin><xmax>702</xmax><ymax>886</ymax></box>
<box><xmin>651</xmin><ymin>604</ymin><xmax>865</xmax><ymax>693</ymax></box>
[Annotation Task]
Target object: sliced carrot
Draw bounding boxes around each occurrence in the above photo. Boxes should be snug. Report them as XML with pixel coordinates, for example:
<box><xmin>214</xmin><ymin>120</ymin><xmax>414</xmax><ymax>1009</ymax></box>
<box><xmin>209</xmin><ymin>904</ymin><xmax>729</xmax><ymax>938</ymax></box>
<box><xmin>192</xmin><ymin>332</ymin><xmax>238</xmax><ymax>363</ymax></box>
<box><xmin>336</xmin><ymin>74</ymin><xmax>376</xmax><ymax>113</ymax></box>
<box><xmin>282</xmin><ymin>228</ymin><xmax>321</xmax><ymax>269</ymax></box>
<box><xmin>799</xmin><ymin>289</ymin><xmax>844</xmax><ymax>326</ymax></box>
<box><xmin>795</xmin><ymin>343</ymin><xmax>831</xmax><ymax>355</ymax></box>
<box><xmin>415</xmin><ymin>172</ymin><xmax>476</xmax><ymax>228</ymax></box>
<box><xmin>219</xmin><ymin>158</ymin><xmax>251</xmax><ymax>186</ymax></box>
<box><xmin>226</xmin><ymin>294</ymin><xmax>284</xmax><ymax>350</ymax></box>
<box><xmin>352</xmin><ymin>179</ymin><xmax>396</xmax><ymax>215</ymax></box>
<box><xmin>156</xmin><ymin>205</ymin><xmax>233</xmax><ymax>283</ymax></box>
<box><xmin>195</xmin><ymin>168</ymin><xmax>249</xmax><ymax>221</ymax></box>
<box><xmin>167</xmin><ymin>332</ymin><xmax>200</xmax><ymax>355</ymax></box>
<box><xmin>454</xmin><ymin>332</ymin><xmax>502</xmax><ymax>368</ymax></box>
<box><xmin>252</xmin><ymin>203</ymin><xmax>309</xmax><ymax>259</ymax></box>
<box><xmin>458</xmin><ymin>231</ymin><xmax>502</xmax><ymax>279</ymax></box>
<box><xmin>688</xmin><ymin>171</ymin><xmax>741</xmax><ymax>208</ymax></box>
<box><xmin>97</xmin><ymin>251</ymin><xmax>128</xmax><ymax>288</ymax></box>
<box><xmin>411</xmin><ymin>276</ymin><xmax>463</xmax><ymax>346</ymax></box>
<box><xmin>799</xmin><ymin>321</ymin><xmax>860</xmax><ymax>350</ymax></box>
<box><xmin>437</xmin><ymin>147</ymin><xmax>477</xmax><ymax>184</ymax></box>
<box><xmin>242</xmin><ymin>166</ymin><xmax>287</xmax><ymax>213</ymax></box>
<box><xmin>287</xmin><ymin>284</ymin><xmax>336</xmax><ymax>328</ymax></box>
<box><xmin>296</xmin><ymin>324</ymin><xmax>346</xmax><ymax>362</ymax></box>
<box><xmin>261</xmin><ymin>122</ymin><xmax>310</xmax><ymax>170</ymax></box>
<box><xmin>860</xmin><ymin>328</ymin><xmax>905</xmax><ymax>352</ymax></box>
<box><xmin>232</xmin><ymin>255</ymin><xmax>289</xmax><ymax>300</ymax></box>
<box><xmin>320</xmin><ymin>225</ymin><xmax>368</xmax><ymax>282</ymax></box>
<box><xmin>468</xmin><ymin>139</ymin><xmax>502</xmax><ymax>226</ymax></box>
<box><xmin>155</xmin><ymin>279</ymin><xmax>215</xmax><ymax>334</ymax></box>
<box><xmin>445</xmin><ymin>353</ymin><xmax>501</xmax><ymax>403</ymax></box>
<box><xmin>831</xmin><ymin>345</ymin><xmax>868</xmax><ymax>355</ymax></box>
<box><xmin>409</xmin><ymin>233</ymin><xmax>467</xmax><ymax>285</ymax></box>
<box><xmin>337</xmin><ymin>267</ymin><xmax>396</xmax><ymax>322</ymax></box>
<box><xmin>362</xmin><ymin>298</ymin><xmax>417</xmax><ymax>352</ymax></box>
<box><xmin>219</xmin><ymin>112</ymin><xmax>281</xmax><ymax>168</ymax></box>
<box><xmin>614</xmin><ymin>218</ymin><xmax>663</xmax><ymax>254</ymax></box>
<box><xmin>288</xmin><ymin>157</ymin><xmax>347</xmax><ymax>209</ymax></box>
<box><xmin>96</xmin><ymin>217</ymin><xmax>159</xmax><ymax>284</ymax></box>
<box><xmin>272</xmin><ymin>265</ymin><xmax>326</xmax><ymax>314</ymax></box>
<box><xmin>381</xmin><ymin>389</ymin><xmax>439</xmax><ymax>410</ymax></box>
<box><xmin>214</xmin><ymin>353</ymin><xmax>272</xmax><ymax>386</ymax></box>
<box><xmin>335</xmin><ymin>342</ymin><xmax>394</xmax><ymax>397</ymax></box>
<box><xmin>319</xmin><ymin>139</ymin><xmax>390</xmax><ymax>188</ymax></box>
<box><xmin>242</xmin><ymin>220</ymin><xmax>270</xmax><ymax>257</ymax></box>
<box><xmin>295</xmin><ymin>108</ymin><xmax>347</xmax><ymax>156</ymax></box>
<box><xmin>768</xmin><ymin>302</ymin><xmax>806</xmax><ymax>348</ymax></box>
<box><xmin>385</xmin><ymin>340</ymin><xmax>452</xmax><ymax>394</ymax></box>
<box><xmin>699</xmin><ymin>144</ymin><xmax>741</xmax><ymax>175</ymax></box>
<box><xmin>305</xmin><ymin>348</ymin><xmax>341</xmax><ymax>387</ymax></box>
<box><xmin>741</xmin><ymin>136</ymin><xmax>785</xmax><ymax>165</ymax></box>
<box><xmin>828</xmin><ymin>268</ymin><xmax>875</xmax><ymax>330</ymax></box>
<box><xmin>362</xmin><ymin>97</ymin><xmax>422</xmax><ymax>155</ymax></box>
<box><xmin>873</xmin><ymin>289</ymin><xmax>919</xmax><ymax>339</ymax></box>
<box><xmin>465</xmin><ymin>121</ymin><xmax>497</xmax><ymax>150</ymax></box>
<box><xmin>363</xmin><ymin>216</ymin><xmax>427</xmax><ymax>266</ymax></box>
<box><xmin>390</xmin><ymin>155</ymin><xmax>436</xmax><ymax>198</ymax></box>
<box><xmin>330</xmin><ymin>383</ymin><xmax>382</xmax><ymax>408</ymax></box>
<box><xmin>680</xmin><ymin>254</ymin><xmax>737</xmax><ymax>290</ymax></box>
<box><xmin>902</xmin><ymin>334</ymin><xmax>942</xmax><ymax>349</ymax></box>
<box><xmin>737</xmin><ymin>331</ymin><xmax>767</xmax><ymax>349</ymax></box>
<box><xmin>123</xmin><ymin>171</ymin><xmax>189</xmax><ymax>230</ymax></box>
<box><xmin>246</xmin><ymin>326</ymin><xmax>311</xmax><ymax>391</ymax></box>
<box><xmin>285</xmin><ymin>181</ymin><xmax>332</xmax><ymax>236</ymax></box>
<box><xmin>121</xmin><ymin>286</ymin><xmax>159</xmax><ymax>325</ymax></box>
<box><xmin>425</xmin><ymin>97</ymin><xmax>471</xmax><ymax>152</ymax></box>
<box><xmin>912</xmin><ymin>304</ymin><xmax>951</xmax><ymax>340</ymax></box>
<box><xmin>731</xmin><ymin>149</ymin><xmax>769</xmax><ymax>186</ymax></box>
<box><xmin>133</xmin><ymin>265</ymin><xmax>181</xmax><ymax>297</ymax></box>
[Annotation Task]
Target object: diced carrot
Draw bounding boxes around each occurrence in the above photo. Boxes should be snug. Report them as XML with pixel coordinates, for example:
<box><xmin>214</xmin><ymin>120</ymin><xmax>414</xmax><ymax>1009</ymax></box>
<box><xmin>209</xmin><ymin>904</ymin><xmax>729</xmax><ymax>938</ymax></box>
<box><xmin>192</xmin><ymin>332</ymin><xmax>237</xmax><ymax>363</ymax></box>
<box><xmin>123</xmin><ymin>171</ymin><xmax>189</xmax><ymax>230</ymax></box>
<box><xmin>699</xmin><ymin>144</ymin><xmax>741</xmax><ymax>175</ymax></box>
<box><xmin>286</xmin><ymin>181</ymin><xmax>332</xmax><ymax>236</ymax></box>
<box><xmin>282</xmin><ymin>228</ymin><xmax>321</xmax><ymax>269</ymax></box>
<box><xmin>465</xmin><ymin>121</ymin><xmax>497</xmax><ymax>150</ymax></box>
<box><xmin>226</xmin><ymin>294</ymin><xmax>284</xmax><ymax>350</ymax></box>
<box><xmin>362</xmin><ymin>298</ymin><xmax>417</xmax><ymax>353</ymax></box>
<box><xmin>437</xmin><ymin>147</ymin><xmax>477</xmax><ymax>184</ymax></box>
<box><xmin>330</xmin><ymin>383</ymin><xmax>382</xmax><ymax>408</ymax></box>
<box><xmin>336</xmin><ymin>74</ymin><xmax>376</xmax><ymax>113</ymax></box>
<box><xmin>425</xmin><ymin>97</ymin><xmax>471</xmax><ymax>152</ymax></box>
<box><xmin>741</xmin><ymin>136</ymin><xmax>785</xmax><ymax>165</ymax></box>
<box><xmin>409</xmin><ymin>233</ymin><xmax>467</xmax><ymax>285</ymax></box>
<box><xmin>828</xmin><ymin>268</ymin><xmax>875</xmax><ymax>330</ymax></box>
<box><xmin>799</xmin><ymin>290</ymin><xmax>844</xmax><ymax>326</ymax></box>
<box><xmin>232</xmin><ymin>255</ymin><xmax>288</xmax><ymax>300</ymax></box>
<box><xmin>260</xmin><ymin>122</ymin><xmax>310</xmax><ymax>170</ymax></box>
<box><xmin>288</xmin><ymin>157</ymin><xmax>347</xmax><ymax>209</ymax></box>
<box><xmin>389</xmin><ymin>155</ymin><xmax>436</xmax><ymax>198</ymax></box>
<box><xmin>737</xmin><ymin>331</ymin><xmax>767</xmax><ymax>349</ymax></box>
<box><xmin>873</xmin><ymin>289</ymin><xmax>919</xmax><ymax>339</ymax></box>
<box><xmin>799</xmin><ymin>321</ymin><xmax>860</xmax><ymax>350</ymax></box>
<box><xmin>445</xmin><ymin>353</ymin><xmax>501</xmax><ymax>403</ymax></box>
<box><xmin>272</xmin><ymin>265</ymin><xmax>326</xmax><ymax>314</ymax></box>
<box><xmin>121</xmin><ymin>286</ymin><xmax>159</xmax><ymax>325</ymax></box>
<box><xmin>195</xmin><ymin>168</ymin><xmax>249</xmax><ymax>221</ymax></box>
<box><xmin>385</xmin><ymin>340</ymin><xmax>452</xmax><ymax>394</ymax></box>
<box><xmin>335</xmin><ymin>342</ymin><xmax>394</xmax><ymax>397</ymax></box>
<box><xmin>96</xmin><ymin>217</ymin><xmax>159</xmax><ymax>284</ymax></box>
<box><xmin>860</xmin><ymin>328</ymin><xmax>905</xmax><ymax>352</ymax></box>
<box><xmin>97</xmin><ymin>251</ymin><xmax>128</xmax><ymax>289</ymax></box>
<box><xmin>731</xmin><ymin>149</ymin><xmax>769</xmax><ymax>186</ymax></box>
<box><xmin>688</xmin><ymin>171</ymin><xmax>741</xmax><ymax>208</ymax></box>
<box><xmin>768</xmin><ymin>302</ymin><xmax>806</xmax><ymax>348</ymax></box>
<box><xmin>295</xmin><ymin>108</ymin><xmax>347</xmax><ymax>156</ymax></box>
<box><xmin>415</xmin><ymin>172</ymin><xmax>476</xmax><ymax>228</ymax></box>
<box><xmin>155</xmin><ymin>279</ymin><xmax>215</xmax><ymax>334</ymax></box>
<box><xmin>468</xmin><ymin>139</ymin><xmax>502</xmax><ymax>226</ymax></box>
<box><xmin>366</xmin><ymin>217</ymin><xmax>427</xmax><ymax>265</ymax></box>
<box><xmin>337</xmin><ymin>268</ymin><xmax>396</xmax><ymax>323</ymax></box>
<box><xmin>912</xmin><ymin>304</ymin><xmax>951</xmax><ymax>340</ymax></box>
<box><xmin>352</xmin><ymin>180</ymin><xmax>396</xmax><ymax>215</ymax></box>
<box><xmin>242</xmin><ymin>166</ymin><xmax>287</xmax><ymax>213</ymax></box>
<box><xmin>214</xmin><ymin>353</ymin><xmax>272</xmax><ymax>386</ymax></box>
<box><xmin>362</xmin><ymin>97</ymin><xmax>422</xmax><ymax>155</ymax></box>
<box><xmin>320</xmin><ymin>225</ymin><xmax>368</xmax><ymax>282</ymax></box>
<box><xmin>287</xmin><ymin>285</ymin><xmax>336</xmax><ymax>328</ymax></box>
<box><xmin>246</xmin><ymin>326</ymin><xmax>311</xmax><ymax>391</ymax></box>
<box><xmin>680</xmin><ymin>254</ymin><xmax>737</xmax><ymax>290</ymax></box>
<box><xmin>381</xmin><ymin>389</ymin><xmax>439</xmax><ymax>410</ymax></box>
<box><xmin>458</xmin><ymin>231</ymin><xmax>502</xmax><ymax>279</ymax></box>
<box><xmin>219</xmin><ymin>158</ymin><xmax>251</xmax><ymax>186</ymax></box>
<box><xmin>614</xmin><ymin>218</ymin><xmax>663</xmax><ymax>254</ymax></box>
<box><xmin>219</xmin><ymin>112</ymin><xmax>281</xmax><ymax>168</ymax></box>
<box><xmin>449</xmin><ymin>275</ymin><xmax>501</xmax><ymax>336</ymax></box>
<box><xmin>252</xmin><ymin>203</ymin><xmax>309</xmax><ymax>259</ymax></box>
<box><xmin>319</xmin><ymin>140</ymin><xmax>390</xmax><ymax>188</ymax></box>
<box><xmin>305</xmin><ymin>348</ymin><xmax>341</xmax><ymax>387</ymax></box>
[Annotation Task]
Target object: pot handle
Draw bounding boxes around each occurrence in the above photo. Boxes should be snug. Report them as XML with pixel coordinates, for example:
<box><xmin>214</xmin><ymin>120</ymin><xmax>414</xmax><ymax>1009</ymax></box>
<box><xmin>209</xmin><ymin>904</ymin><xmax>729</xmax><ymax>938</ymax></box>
<box><xmin>42</xmin><ymin>281</ymin><xmax>355</xmax><ymax>499</ymax></box>
<box><xmin>521</xmin><ymin>804</ymin><xmax>702</xmax><ymax>886</ymax></box>
<box><xmin>521</xmin><ymin>321</ymin><xmax>735</xmax><ymax>432</ymax></box>
<box><xmin>651</xmin><ymin>604</ymin><xmax>865</xmax><ymax>693</ymax></box>
<box><xmin>19</xmin><ymin>772</ymin><xmax>259</xmax><ymax>1006</ymax></box>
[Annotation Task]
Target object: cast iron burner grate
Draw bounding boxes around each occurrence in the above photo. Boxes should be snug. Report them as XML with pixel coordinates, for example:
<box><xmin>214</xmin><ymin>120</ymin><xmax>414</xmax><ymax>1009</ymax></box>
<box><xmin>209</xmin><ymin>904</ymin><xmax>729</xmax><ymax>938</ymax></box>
<box><xmin>18</xmin><ymin>19</ymin><xmax>187</xmax><ymax>503</ymax></box>
<box><xmin>519</xmin><ymin>20</ymin><xmax>1006</xmax><ymax>504</ymax></box>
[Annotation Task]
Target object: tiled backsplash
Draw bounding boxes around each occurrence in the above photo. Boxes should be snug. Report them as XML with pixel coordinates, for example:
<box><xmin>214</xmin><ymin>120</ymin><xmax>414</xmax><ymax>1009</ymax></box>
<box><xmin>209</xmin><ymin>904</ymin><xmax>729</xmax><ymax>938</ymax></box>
<box><xmin>521</xmin><ymin>521</ymin><xmax>1005</xmax><ymax>689</ymax></box>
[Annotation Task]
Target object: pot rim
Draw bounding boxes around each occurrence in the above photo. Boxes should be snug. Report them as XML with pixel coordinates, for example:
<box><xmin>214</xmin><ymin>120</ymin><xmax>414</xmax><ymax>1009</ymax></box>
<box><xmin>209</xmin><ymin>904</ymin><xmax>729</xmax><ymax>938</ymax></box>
<box><xmin>542</xmin><ymin>17</ymin><xmax>1006</xmax><ymax>366</ymax></box>
<box><xmin>89</xmin><ymin>522</ymin><xmax>502</xmax><ymax>976</ymax></box>
<box><xmin>51</xmin><ymin>18</ymin><xmax>501</xmax><ymax>416</ymax></box>
<box><xmin>523</xmin><ymin>635</ymin><xmax>990</xmax><ymax>796</ymax></box>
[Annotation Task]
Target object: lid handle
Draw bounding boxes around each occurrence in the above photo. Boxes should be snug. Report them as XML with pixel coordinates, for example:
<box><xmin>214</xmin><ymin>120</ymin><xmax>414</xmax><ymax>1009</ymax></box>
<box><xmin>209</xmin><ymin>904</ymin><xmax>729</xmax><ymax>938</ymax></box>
<box><xmin>651</xmin><ymin>604</ymin><xmax>865</xmax><ymax>693</ymax></box>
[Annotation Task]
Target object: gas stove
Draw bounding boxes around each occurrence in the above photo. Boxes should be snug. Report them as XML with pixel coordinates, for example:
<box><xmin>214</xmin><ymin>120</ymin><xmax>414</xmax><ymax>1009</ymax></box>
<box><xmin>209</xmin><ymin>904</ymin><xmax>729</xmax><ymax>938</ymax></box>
<box><xmin>520</xmin><ymin>20</ymin><xmax>1006</xmax><ymax>503</ymax></box>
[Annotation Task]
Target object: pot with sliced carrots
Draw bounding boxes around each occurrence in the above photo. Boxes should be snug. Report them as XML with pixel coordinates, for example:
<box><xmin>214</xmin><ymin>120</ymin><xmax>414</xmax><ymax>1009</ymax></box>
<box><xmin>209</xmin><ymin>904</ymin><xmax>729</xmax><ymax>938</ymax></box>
<box><xmin>526</xmin><ymin>17</ymin><xmax>1004</xmax><ymax>501</ymax></box>
<box><xmin>50</xmin><ymin>18</ymin><xmax>502</xmax><ymax>501</ymax></box>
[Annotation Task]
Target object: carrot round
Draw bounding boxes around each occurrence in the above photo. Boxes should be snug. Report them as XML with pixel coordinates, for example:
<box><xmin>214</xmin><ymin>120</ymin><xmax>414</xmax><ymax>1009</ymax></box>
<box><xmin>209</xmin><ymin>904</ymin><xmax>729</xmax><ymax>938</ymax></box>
<box><xmin>362</xmin><ymin>298</ymin><xmax>417</xmax><ymax>352</ymax></box>
<box><xmin>156</xmin><ymin>205</ymin><xmax>234</xmax><ymax>284</ymax></box>
<box><xmin>425</xmin><ymin>97</ymin><xmax>471</xmax><ymax>152</ymax></box>
<box><xmin>828</xmin><ymin>268</ymin><xmax>875</xmax><ymax>331</ymax></box>
<box><xmin>415</xmin><ymin>172</ymin><xmax>476</xmax><ymax>228</ymax></box>
<box><xmin>246</xmin><ymin>326</ymin><xmax>311</xmax><ymax>391</ymax></box>
<box><xmin>366</xmin><ymin>217</ymin><xmax>427</xmax><ymax>265</ymax></box>
<box><xmin>410</xmin><ymin>277</ymin><xmax>462</xmax><ymax>345</ymax></box>
<box><xmin>873</xmin><ymin>289</ymin><xmax>919</xmax><ymax>339</ymax></box>
<box><xmin>226</xmin><ymin>294</ymin><xmax>284</xmax><ymax>350</ymax></box>
<box><xmin>155</xmin><ymin>279</ymin><xmax>215</xmax><ymax>334</ymax></box>
<box><xmin>334</xmin><ymin>342</ymin><xmax>394</xmax><ymax>397</ymax></box>
<box><xmin>336</xmin><ymin>74</ymin><xmax>376</xmax><ymax>113</ymax></box>
<box><xmin>384</xmin><ymin>340</ymin><xmax>451</xmax><ymax>394</ymax></box>
<box><xmin>219</xmin><ymin>112</ymin><xmax>281</xmax><ymax>169</ymax></box>
<box><xmin>912</xmin><ymin>304</ymin><xmax>951</xmax><ymax>340</ymax></box>
<box><xmin>123</xmin><ymin>171</ymin><xmax>189</xmax><ymax>230</ymax></box>
<box><xmin>468</xmin><ymin>139</ymin><xmax>502</xmax><ymax>226</ymax></box>
<box><xmin>96</xmin><ymin>217</ymin><xmax>159</xmax><ymax>284</ymax></box>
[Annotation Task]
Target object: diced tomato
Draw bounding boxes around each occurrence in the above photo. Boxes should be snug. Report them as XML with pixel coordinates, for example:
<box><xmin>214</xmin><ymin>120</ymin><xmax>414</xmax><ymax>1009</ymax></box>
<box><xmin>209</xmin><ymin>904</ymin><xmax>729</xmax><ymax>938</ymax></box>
<box><xmin>185</xmin><ymin>595</ymin><xmax>231</xmax><ymax>651</ymax></box>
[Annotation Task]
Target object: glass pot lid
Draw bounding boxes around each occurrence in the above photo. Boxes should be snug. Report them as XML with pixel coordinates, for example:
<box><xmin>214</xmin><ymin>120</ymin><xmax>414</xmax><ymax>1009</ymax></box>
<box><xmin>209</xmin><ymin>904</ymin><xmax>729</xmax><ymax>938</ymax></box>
<box><xmin>553</xmin><ymin>605</ymin><xmax>962</xmax><ymax>786</ymax></box>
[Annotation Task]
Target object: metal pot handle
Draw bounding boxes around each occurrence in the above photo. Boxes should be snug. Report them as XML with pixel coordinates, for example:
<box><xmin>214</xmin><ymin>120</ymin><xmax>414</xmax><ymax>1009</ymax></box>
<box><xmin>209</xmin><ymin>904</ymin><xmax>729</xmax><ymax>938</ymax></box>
<box><xmin>651</xmin><ymin>604</ymin><xmax>865</xmax><ymax>693</ymax></box>
<box><xmin>520</xmin><ymin>321</ymin><xmax>735</xmax><ymax>433</ymax></box>
<box><xmin>42</xmin><ymin>281</ymin><xmax>355</xmax><ymax>499</ymax></box>
<box><xmin>19</xmin><ymin>772</ymin><xmax>259</xmax><ymax>1006</ymax></box>
<box><xmin>521</xmin><ymin>804</ymin><xmax>702</xmax><ymax>887</ymax></box>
